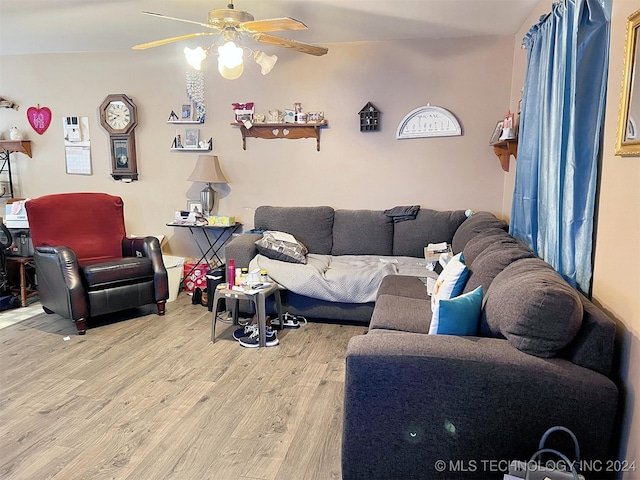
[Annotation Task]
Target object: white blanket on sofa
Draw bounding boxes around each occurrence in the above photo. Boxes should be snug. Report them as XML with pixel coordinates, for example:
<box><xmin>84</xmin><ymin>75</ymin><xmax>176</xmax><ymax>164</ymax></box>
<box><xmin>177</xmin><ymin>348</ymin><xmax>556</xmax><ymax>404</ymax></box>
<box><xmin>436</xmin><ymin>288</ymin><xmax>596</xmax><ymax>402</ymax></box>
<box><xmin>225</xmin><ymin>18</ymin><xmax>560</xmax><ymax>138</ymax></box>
<box><xmin>249</xmin><ymin>254</ymin><xmax>433</xmax><ymax>303</ymax></box>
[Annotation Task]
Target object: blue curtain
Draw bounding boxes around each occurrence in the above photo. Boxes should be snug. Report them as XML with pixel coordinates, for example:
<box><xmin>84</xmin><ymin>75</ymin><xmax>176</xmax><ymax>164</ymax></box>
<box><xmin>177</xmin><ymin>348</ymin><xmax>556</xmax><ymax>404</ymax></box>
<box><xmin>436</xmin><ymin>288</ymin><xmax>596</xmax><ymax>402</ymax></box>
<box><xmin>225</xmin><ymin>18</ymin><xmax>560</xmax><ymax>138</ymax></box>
<box><xmin>510</xmin><ymin>0</ymin><xmax>611</xmax><ymax>294</ymax></box>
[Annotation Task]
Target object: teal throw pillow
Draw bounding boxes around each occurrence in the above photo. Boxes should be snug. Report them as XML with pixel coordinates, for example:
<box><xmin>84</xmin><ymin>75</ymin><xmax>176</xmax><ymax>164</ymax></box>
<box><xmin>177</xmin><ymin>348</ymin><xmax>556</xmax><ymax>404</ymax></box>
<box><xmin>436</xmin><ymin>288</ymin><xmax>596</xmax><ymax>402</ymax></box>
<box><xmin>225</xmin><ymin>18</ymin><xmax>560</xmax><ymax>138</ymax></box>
<box><xmin>429</xmin><ymin>286</ymin><xmax>483</xmax><ymax>336</ymax></box>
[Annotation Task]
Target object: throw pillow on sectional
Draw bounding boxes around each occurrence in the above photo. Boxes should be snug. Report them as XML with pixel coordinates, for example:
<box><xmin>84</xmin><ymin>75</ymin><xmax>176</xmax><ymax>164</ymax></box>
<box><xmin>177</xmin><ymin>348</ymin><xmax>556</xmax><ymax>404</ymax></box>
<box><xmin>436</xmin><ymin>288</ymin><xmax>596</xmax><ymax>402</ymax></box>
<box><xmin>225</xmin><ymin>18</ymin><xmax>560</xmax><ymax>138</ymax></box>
<box><xmin>429</xmin><ymin>286</ymin><xmax>483</xmax><ymax>336</ymax></box>
<box><xmin>482</xmin><ymin>258</ymin><xmax>583</xmax><ymax>358</ymax></box>
<box><xmin>429</xmin><ymin>253</ymin><xmax>470</xmax><ymax>334</ymax></box>
<box><xmin>255</xmin><ymin>231</ymin><xmax>309</xmax><ymax>264</ymax></box>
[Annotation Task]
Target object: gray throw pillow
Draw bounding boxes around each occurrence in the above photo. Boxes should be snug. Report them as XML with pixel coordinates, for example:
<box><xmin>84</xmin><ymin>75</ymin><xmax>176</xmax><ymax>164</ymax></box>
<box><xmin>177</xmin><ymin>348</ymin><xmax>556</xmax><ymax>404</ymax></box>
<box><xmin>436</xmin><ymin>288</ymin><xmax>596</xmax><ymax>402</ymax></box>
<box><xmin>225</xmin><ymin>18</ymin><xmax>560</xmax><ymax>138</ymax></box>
<box><xmin>482</xmin><ymin>258</ymin><xmax>583</xmax><ymax>358</ymax></box>
<box><xmin>255</xmin><ymin>231</ymin><xmax>308</xmax><ymax>264</ymax></box>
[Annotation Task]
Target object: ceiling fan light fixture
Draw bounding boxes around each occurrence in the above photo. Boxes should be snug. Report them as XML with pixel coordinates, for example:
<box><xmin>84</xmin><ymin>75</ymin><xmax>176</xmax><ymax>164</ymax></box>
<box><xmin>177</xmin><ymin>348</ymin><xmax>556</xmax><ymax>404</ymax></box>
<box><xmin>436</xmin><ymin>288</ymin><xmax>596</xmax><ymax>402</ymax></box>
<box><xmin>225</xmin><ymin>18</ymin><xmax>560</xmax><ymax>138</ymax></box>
<box><xmin>218</xmin><ymin>41</ymin><xmax>244</xmax><ymax>68</ymax></box>
<box><xmin>184</xmin><ymin>46</ymin><xmax>207</xmax><ymax>70</ymax></box>
<box><xmin>218</xmin><ymin>61</ymin><xmax>244</xmax><ymax>80</ymax></box>
<box><xmin>254</xmin><ymin>51</ymin><xmax>278</xmax><ymax>75</ymax></box>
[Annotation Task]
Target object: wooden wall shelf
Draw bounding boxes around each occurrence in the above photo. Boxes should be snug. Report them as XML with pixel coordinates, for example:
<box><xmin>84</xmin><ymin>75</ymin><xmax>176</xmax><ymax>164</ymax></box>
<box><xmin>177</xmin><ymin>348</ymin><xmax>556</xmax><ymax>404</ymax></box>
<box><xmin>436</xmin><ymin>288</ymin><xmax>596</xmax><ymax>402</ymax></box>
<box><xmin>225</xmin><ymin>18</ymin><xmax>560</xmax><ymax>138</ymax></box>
<box><xmin>231</xmin><ymin>122</ymin><xmax>327</xmax><ymax>151</ymax></box>
<box><xmin>491</xmin><ymin>139</ymin><xmax>517</xmax><ymax>172</ymax></box>
<box><xmin>0</xmin><ymin>140</ymin><xmax>32</xmax><ymax>158</ymax></box>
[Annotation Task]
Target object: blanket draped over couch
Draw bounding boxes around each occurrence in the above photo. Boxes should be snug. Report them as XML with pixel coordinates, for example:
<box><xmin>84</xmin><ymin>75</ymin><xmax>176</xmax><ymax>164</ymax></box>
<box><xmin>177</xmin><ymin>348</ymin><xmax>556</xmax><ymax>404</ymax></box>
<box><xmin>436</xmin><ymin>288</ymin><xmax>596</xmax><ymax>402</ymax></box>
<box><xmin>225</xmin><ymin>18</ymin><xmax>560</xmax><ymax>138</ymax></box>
<box><xmin>225</xmin><ymin>205</ymin><xmax>467</xmax><ymax>321</ymax></box>
<box><xmin>249</xmin><ymin>254</ymin><xmax>430</xmax><ymax>303</ymax></box>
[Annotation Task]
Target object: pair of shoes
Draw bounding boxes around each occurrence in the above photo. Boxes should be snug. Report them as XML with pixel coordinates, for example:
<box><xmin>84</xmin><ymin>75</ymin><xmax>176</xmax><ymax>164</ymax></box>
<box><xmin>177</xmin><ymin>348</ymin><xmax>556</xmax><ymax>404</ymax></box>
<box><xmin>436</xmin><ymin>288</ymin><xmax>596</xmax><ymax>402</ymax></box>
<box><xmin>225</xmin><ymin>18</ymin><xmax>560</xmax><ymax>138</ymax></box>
<box><xmin>238</xmin><ymin>326</ymin><xmax>279</xmax><ymax>348</ymax></box>
<box><xmin>271</xmin><ymin>312</ymin><xmax>306</xmax><ymax>328</ymax></box>
<box><xmin>233</xmin><ymin>324</ymin><xmax>258</xmax><ymax>341</ymax></box>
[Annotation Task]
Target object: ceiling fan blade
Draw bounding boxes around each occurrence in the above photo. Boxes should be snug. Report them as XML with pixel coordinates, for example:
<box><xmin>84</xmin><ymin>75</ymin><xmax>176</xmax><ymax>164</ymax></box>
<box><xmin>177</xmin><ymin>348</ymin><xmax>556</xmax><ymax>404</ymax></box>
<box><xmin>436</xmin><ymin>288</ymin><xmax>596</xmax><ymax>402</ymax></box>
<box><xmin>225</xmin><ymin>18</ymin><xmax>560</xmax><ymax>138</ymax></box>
<box><xmin>141</xmin><ymin>11</ymin><xmax>216</xmax><ymax>30</ymax></box>
<box><xmin>241</xmin><ymin>17</ymin><xmax>308</xmax><ymax>33</ymax></box>
<box><xmin>132</xmin><ymin>32</ymin><xmax>218</xmax><ymax>50</ymax></box>
<box><xmin>253</xmin><ymin>33</ymin><xmax>328</xmax><ymax>56</ymax></box>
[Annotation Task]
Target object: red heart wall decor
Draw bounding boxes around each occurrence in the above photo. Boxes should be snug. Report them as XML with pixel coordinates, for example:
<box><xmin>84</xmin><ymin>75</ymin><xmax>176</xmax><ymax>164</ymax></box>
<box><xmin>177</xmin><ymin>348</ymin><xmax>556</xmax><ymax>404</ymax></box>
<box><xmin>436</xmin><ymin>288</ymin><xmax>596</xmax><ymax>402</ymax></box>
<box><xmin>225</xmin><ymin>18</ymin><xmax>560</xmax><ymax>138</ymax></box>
<box><xmin>27</xmin><ymin>105</ymin><xmax>52</xmax><ymax>135</ymax></box>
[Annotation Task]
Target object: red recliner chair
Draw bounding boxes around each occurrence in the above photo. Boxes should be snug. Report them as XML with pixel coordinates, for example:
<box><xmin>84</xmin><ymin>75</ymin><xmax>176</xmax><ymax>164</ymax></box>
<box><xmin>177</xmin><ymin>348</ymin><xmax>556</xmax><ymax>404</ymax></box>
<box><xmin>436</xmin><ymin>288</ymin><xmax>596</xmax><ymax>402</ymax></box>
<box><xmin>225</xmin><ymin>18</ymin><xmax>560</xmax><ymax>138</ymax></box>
<box><xmin>25</xmin><ymin>192</ymin><xmax>169</xmax><ymax>334</ymax></box>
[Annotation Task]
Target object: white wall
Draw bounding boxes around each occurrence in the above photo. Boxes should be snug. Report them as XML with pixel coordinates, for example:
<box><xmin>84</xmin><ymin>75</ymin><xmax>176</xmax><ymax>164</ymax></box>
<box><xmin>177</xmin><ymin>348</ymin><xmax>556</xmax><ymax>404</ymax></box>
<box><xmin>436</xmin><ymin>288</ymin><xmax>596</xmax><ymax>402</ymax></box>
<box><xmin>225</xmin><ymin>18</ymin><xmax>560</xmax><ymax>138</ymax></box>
<box><xmin>594</xmin><ymin>2</ymin><xmax>640</xmax><ymax>475</ymax></box>
<box><xmin>0</xmin><ymin>35</ymin><xmax>513</xmax><ymax>259</ymax></box>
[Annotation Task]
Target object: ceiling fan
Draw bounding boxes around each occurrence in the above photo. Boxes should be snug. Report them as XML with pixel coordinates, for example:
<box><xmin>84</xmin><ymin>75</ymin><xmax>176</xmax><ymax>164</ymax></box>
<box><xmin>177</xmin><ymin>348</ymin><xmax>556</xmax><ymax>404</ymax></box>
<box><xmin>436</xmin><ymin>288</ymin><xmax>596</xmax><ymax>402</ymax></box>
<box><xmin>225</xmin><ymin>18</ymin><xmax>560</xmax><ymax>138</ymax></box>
<box><xmin>132</xmin><ymin>1</ymin><xmax>328</xmax><ymax>78</ymax></box>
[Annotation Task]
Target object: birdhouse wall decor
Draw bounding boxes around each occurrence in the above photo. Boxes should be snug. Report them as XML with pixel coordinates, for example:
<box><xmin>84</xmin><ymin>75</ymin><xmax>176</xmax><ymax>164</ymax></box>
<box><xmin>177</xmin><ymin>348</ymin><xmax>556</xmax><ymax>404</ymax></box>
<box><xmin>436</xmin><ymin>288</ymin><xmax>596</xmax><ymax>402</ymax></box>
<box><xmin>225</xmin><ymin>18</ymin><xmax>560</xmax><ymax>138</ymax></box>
<box><xmin>359</xmin><ymin>102</ymin><xmax>380</xmax><ymax>132</ymax></box>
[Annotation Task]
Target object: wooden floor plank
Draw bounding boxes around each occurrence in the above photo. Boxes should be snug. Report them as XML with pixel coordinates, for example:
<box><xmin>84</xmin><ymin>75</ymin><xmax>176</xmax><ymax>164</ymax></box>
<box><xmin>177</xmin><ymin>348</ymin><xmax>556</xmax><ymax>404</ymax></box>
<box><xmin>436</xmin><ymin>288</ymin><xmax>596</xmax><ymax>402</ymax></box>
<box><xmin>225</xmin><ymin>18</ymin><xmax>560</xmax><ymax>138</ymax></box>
<box><xmin>0</xmin><ymin>295</ymin><xmax>367</xmax><ymax>479</ymax></box>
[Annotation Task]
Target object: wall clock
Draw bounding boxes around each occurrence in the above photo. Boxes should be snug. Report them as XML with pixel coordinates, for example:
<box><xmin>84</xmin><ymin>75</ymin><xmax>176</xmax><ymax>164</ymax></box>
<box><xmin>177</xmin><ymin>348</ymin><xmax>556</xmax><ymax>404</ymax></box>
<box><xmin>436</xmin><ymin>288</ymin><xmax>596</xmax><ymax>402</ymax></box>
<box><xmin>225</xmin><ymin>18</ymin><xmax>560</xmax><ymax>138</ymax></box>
<box><xmin>396</xmin><ymin>104</ymin><xmax>462</xmax><ymax>139</ymax></box>
<box><xmin>98</xmin><ymin>94</ymin><xmax>139</xmax><ymax>181</ymax></box>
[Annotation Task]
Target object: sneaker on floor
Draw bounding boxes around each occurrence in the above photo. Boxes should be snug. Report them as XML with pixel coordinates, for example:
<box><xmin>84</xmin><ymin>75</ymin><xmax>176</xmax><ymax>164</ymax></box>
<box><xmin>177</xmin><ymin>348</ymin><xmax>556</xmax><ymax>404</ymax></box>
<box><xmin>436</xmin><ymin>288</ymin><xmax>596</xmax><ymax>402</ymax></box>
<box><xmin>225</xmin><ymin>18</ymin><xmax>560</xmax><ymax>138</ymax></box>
<box><xmin>233</xmin><ymin>324</ymin><xmax>259</xmax><ymax>341</ymax></box>
<box><xmin>238</xmin><ymin>326</ymin><xmax>279</xmax><ymax>348</ymax></box>
<box><xmin>271</xmin><ymin>313</ymin><xmax>306</xmax><ymax>328</ymax></box>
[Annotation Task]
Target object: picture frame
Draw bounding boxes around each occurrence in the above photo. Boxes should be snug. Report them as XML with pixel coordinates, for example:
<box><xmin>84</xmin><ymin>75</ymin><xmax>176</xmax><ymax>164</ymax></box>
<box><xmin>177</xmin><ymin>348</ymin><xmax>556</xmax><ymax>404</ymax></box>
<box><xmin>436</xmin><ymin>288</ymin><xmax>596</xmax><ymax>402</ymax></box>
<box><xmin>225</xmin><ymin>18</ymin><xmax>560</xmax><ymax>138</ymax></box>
<box><xmin>489</xmin><ymin>121</ymin><xmax>504</xmax><ymax>145</ymax></box>
<box><xmin>181</xmin><ymin>103</ymin><xmax>194</xmax><ymax>121</ymax></box>
<box><xmin>184</xmin><ymin>128</ymin><xmax>199</xmax><ymax>147</ymax></box>
<box><xmin>187</xmin><ymin>201</ymin><xmax>203</xmax><ymax>215</ymax></box>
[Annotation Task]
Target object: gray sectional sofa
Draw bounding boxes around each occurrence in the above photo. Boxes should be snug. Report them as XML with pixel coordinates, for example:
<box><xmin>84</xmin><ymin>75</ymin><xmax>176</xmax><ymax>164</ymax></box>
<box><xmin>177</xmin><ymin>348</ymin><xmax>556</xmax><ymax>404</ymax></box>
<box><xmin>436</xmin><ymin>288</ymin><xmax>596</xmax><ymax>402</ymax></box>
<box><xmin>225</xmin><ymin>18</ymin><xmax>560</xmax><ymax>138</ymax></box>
<box><xmin>224</xmin><ymin>205</ymin><xmax>468</xmax><ymax>322</ymax></box>
<box><xmin>225</xmin><ymin>206</ymin><xmax>619</xmax><ymax>479</ymax></box>
<box><xmin>342</xmin><ymin>212</ymin><xmax>619</xmax><ymax>480</ymax></box>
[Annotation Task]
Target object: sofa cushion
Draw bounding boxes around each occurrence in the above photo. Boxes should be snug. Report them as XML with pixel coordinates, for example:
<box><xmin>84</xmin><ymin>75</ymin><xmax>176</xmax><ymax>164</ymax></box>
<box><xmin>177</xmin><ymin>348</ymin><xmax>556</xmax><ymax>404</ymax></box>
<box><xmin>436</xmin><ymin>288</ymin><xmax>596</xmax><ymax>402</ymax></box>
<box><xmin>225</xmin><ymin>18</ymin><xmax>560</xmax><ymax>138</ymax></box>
<box><xmin>255</xmin><ymin>231</ymin><xmax>308</xmax><ymax>264</ymax></box>
<box><xmin>483</xmin><ymin>258</ymin><xmax>583</xmax><ymax>358</ymax></box>
<box><xmin>429</xmin><ymin>286</ymin><xmax>483</xmax><ymax>335</ymax></box>
<box><xmin>376</xmin><ymin>274</ymin><xmax>432</xmax><ymax>300</ymax></box>
<box><xmin>451</xmin><ymin>212</ymin><xmax>509</xmax><ymax>254</ymax></box>
<box><xmin>369</xmin><ymin>294</ymin><xmax>432</xmax><ymax>334</ymax></box>
<box><xmin>332</xmin><ymin>210</ymin><xmax>393</xmax><ymax>256</ymax></box>
<box><xmin>461</xmin><ymin>228</ymin><xmax>519</xmax><ymax>265</ymax></box>
<box><xmin>392</xmin><ymin>209</ymin><xmax>467</xmax><ymax>257</ymax></box>
<box><xmin>254</xmin><ymin>206</ymin><xmax>334</xmax><ymax>254</ymax></box>
<box><xmin>82</xmin><ymin>257</ymin><xmax>154</xmax><ymax>288</ymax></box>
<box><xmin>462</xmin><ymin>242</ymin><xmax>536</xmax><ymax>295</ymax></box>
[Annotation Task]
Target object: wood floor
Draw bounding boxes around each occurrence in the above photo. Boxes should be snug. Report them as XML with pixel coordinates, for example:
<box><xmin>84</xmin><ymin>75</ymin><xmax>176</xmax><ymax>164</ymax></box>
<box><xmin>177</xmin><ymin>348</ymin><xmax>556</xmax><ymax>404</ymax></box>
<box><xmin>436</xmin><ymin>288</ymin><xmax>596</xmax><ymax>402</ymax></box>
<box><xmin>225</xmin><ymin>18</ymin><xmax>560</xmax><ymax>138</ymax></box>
<box><xmin>0</xmin><ymin>295</ymin><xmax>367</xmax><ymax>479</ymax></box>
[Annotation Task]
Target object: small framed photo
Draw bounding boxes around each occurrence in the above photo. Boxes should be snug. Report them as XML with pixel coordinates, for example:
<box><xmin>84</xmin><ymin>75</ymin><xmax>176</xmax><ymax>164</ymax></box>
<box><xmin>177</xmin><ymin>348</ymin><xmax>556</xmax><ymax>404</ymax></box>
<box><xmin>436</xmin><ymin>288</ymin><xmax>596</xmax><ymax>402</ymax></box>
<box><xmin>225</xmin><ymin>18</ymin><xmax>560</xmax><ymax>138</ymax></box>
<box><xmin>489</xmin><ymin>121</ymin><xmax>504</xmax><ymax>145</ymax></box>
<box><xmin>181</xmin><ymin>103</ymin><xmax>194</xmax><ymax>121</ymax></box>
<box><xmin>187</xmin><ymin>201</ymin><xmax>203</xmax><ymax>215</ymax></box>
<box><xmin>184</xmin><ymin>128</ymin><xmax>199</xmax><ymax>147</ymax></box>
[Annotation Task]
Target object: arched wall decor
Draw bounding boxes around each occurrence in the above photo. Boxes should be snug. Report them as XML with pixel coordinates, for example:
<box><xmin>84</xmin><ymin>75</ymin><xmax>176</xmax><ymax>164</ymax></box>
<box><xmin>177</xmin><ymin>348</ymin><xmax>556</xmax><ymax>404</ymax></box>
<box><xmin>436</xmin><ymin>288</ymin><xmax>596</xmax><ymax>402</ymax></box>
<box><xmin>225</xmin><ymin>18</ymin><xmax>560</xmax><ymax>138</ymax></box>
<box><xmin>396</xmin><ymin>104</ymin><xmax>462</xmax><ymax>139</ymax></box>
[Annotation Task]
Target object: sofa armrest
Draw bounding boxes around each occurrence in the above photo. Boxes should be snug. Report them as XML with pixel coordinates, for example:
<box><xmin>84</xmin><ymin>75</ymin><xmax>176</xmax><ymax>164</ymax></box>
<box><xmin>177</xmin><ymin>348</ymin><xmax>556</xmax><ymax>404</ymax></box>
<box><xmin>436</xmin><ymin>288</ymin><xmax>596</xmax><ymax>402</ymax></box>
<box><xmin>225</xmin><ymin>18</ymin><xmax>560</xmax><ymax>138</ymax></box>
<box><xmin>33</xmin><ymin>245</ymin><xmax>88</xmax><ymax>321</ymax></box>
<box><xmin>342</xmin><ymin>332</ymin><xmax>618</xmax><ymax>480</ymax></box>
<box><xmin>224</xmin><ymin>233</ymin><xmax>263</xmax><ymax>269</ymax></box>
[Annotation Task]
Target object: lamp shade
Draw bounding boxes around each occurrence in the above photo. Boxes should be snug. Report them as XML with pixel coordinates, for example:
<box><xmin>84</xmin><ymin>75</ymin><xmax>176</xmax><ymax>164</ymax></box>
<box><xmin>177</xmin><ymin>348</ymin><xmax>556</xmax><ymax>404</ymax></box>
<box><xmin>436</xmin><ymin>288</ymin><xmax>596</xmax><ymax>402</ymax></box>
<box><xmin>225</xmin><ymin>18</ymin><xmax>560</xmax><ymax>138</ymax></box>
<box><xmin>188</xmin><ymin>155</ymin><xmax>228</xmax><ymax>184</ymax></box>
<box><xmin>254</xmin><ymin>51</ymin><xmax>278</xmax><ymax>75</ymax></box>
<box><xmin>184</xmin><ymin>46</ymin><xmax>207</xmax><ymax>70</ymax></box>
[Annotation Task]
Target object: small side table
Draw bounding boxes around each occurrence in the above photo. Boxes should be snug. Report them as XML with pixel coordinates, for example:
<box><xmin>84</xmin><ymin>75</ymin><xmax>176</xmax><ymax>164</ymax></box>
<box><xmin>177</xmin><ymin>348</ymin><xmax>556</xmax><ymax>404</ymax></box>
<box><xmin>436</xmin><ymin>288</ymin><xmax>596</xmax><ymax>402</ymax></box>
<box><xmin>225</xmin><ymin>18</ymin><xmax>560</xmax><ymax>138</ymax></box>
<box><xmin>166</xmin><ymin>222</ymin><xmax>242</xmax><ymax>280</ymax></box>
<box><xmin>211</xmin><ymin>283</ymin><xmax>283</xmax><ymax>347</ymax></box>
<box><xmin>6</xmin><ymin>256</ymin><xmax>38</xmax><ymax>307</ymax></box>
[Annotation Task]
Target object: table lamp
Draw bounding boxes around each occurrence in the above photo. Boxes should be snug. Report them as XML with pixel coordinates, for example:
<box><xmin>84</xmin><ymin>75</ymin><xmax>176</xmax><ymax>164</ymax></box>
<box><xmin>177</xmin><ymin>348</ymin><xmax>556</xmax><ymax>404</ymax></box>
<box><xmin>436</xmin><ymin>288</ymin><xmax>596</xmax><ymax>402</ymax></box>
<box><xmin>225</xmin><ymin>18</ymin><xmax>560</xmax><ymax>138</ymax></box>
<box><xmin>187</xmin><ymin>155</ymin><xmax>228</xmax><ymax>217</ymax></box>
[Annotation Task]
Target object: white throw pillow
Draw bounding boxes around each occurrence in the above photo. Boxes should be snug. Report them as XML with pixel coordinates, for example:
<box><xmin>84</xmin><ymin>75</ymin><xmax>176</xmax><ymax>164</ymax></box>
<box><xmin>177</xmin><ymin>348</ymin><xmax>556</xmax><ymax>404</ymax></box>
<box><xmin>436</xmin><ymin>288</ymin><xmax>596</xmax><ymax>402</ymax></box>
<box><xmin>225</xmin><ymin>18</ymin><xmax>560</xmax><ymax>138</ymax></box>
<box><xmin>429</xmin><ymin>253</ymin><xmax>470</xmax><ymax>334</ymax></box>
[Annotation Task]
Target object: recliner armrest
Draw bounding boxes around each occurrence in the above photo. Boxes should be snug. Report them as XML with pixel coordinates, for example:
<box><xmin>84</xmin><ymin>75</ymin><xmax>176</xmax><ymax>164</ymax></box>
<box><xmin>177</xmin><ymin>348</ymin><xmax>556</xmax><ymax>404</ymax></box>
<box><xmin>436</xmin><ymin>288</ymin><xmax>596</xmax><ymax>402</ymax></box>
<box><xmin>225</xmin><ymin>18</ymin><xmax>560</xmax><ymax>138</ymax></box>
<box><xmin>122</xmin><ymin>236</ymin><xmax>168</xmax><ymax>301</ymax></box>
<box><xmin>33</xmin><ymin>245</ymin><xmax>88</xmax><ymax>321</ymax></box>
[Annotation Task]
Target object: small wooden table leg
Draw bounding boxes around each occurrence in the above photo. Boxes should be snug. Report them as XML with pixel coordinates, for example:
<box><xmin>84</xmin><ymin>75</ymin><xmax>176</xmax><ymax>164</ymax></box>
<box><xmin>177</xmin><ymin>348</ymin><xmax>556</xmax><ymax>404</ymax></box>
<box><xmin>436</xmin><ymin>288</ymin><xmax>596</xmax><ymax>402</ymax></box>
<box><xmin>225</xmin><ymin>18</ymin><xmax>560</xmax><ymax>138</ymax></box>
<box><xmin>6</xmin><ymin>256</ymin><xmax>38</xmax><ymax>307</ymax></box>
<box><xmin>18</xmin><ymin>261</ymin><xmax>27</xmax><ymax>306</ymax></box>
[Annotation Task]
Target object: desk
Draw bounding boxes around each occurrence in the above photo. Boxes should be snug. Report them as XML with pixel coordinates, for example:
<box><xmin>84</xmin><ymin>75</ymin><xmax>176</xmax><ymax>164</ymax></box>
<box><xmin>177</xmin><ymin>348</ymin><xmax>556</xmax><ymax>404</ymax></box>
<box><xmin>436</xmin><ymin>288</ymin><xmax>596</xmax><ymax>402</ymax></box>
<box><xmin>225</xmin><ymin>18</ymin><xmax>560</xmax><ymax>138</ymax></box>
<box><xmin>6</xmin><ymin>256</ymin><xmax>38</xmax><ymax>307</ymax></box>
<box><xmin>167</xmin><ymin>223</ymin><xmax>241</xmax><ymax>278</ymax></box>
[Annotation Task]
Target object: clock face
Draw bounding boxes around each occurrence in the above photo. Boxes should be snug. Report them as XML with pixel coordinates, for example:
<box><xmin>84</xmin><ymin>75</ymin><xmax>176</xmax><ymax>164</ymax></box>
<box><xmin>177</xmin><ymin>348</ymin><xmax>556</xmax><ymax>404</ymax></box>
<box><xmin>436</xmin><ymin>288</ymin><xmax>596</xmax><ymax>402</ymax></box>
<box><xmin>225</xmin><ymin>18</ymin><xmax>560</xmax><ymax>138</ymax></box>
<box><xmin>106</xmin><ymin>101</ymin><xmax>131</xmax><ymax>131</ymax></box>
